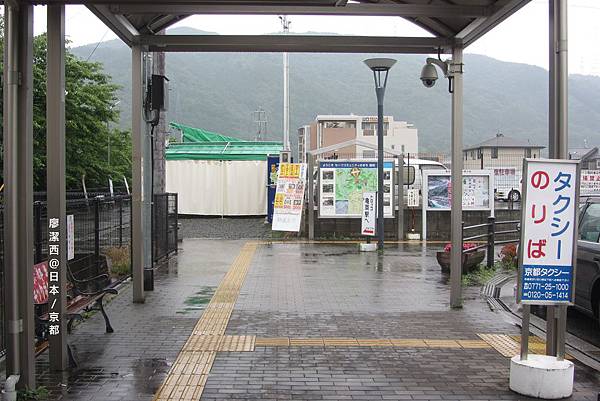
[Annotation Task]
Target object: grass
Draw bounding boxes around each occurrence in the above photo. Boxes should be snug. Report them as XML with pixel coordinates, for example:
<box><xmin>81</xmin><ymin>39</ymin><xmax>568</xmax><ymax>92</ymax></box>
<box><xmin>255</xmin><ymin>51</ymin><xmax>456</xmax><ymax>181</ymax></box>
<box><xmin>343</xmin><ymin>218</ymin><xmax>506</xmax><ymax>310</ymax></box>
<box><xmin>461</xmin><ymin>260</ymin><xmax>517</xmax><ymax>287</ymax></box>
<box><xmin>18</xmin><ymin>387</ymin><xmax>49</xmax><ymax>401</ymax></box>
<box><xmin>104</xmin><ymin>246</ymin><xmax>131</xmax><ymax>278</ymax></box>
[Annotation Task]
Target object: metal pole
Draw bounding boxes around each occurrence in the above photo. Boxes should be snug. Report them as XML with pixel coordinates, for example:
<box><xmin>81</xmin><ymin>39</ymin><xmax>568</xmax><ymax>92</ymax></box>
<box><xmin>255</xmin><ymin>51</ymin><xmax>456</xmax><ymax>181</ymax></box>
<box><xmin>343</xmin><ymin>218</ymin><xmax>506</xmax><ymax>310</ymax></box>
<box><xmin>397</xmin><ymin>156</ymin><xmax>404</xmax><ymax>241</ymax></box>
<box><xmin>132</xmin><ymin>45</ymin><xmax>145</xmax><ymax>303</ymax></box>
<box><xmin>487</xmin><ymin>216</ymin><xmax>495</xmax><ymax>268</ymax></box>
<box><xmin>376</xmin><ymin>88</ymin><xmax>385</xmax><ymax>250</ymax></box>
<box><xmin>450</xmin><ymin>46</ymin><xmax>464</xmax><ymax>308</ymax></box>
<box><xmin>308</xmin><ymin>154</ymin><xmax>315</xmax><ymax>240</ymax></box>
<box><xmin>47</xmin><ymin>3</ymin><xmax>68</xmax><ymax>370</ymax></box>
<box><xmin>520</xmin><ymin>304</ymin><xmax>531</xmax><ymax>360</ymax></box>
<box><xmin>281</xmin><ymin>16</ymin><xmax>290</xmax><ymax>151</ymax></box>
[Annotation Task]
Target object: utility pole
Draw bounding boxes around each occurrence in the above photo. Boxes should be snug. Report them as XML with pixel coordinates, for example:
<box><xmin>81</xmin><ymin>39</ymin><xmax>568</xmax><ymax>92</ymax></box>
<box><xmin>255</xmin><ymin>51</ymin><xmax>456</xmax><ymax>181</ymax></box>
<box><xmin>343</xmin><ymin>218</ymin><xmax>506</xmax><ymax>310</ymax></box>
<box><xmin>280</xmin><ymin>16</ymin><xmax>291</xmax><ymax>152</ymax></box>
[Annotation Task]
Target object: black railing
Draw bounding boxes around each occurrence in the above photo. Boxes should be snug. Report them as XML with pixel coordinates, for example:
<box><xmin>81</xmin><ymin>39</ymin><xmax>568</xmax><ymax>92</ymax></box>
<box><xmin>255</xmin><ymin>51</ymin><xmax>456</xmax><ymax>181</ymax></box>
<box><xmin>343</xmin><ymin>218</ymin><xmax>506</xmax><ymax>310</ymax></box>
<box><xmin>462</xmin><ymin>216</ymin><xmax>520</xmax><ymax>268</ymax></box>
<box><xmin>152</xmin><ymin>193</ymin><xmax>179</xmax><ymax>263</ymax></box>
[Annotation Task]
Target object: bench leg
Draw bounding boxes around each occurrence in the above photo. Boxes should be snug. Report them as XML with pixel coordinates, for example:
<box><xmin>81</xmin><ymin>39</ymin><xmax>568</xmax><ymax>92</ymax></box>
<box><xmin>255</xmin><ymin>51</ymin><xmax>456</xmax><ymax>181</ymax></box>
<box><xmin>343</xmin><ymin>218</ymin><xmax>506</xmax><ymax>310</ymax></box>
<box><xmin>96</xmin><ymin>296</ymin><xmax>114</xmax><ymax>333</ymax></box>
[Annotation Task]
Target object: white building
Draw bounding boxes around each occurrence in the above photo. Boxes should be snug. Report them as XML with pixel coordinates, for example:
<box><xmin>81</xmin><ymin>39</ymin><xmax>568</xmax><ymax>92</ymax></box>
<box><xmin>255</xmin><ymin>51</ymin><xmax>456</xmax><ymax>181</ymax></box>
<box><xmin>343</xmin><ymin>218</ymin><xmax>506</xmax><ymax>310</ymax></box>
<box><xmin>297</xmin><ymin>114</ymin><xmax>418</xmax><ymax>162</ymax></box>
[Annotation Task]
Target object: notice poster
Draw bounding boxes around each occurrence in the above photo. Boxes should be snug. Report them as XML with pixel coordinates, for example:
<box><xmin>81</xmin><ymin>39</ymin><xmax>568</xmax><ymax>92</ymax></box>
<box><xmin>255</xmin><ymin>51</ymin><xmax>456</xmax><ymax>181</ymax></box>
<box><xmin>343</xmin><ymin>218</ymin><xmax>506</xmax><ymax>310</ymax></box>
<box><xmin>272</xmin><ymin>163</ymin><xmax>307</xmax><ymax>232</ymax></box>
<box><xmin>426</xmin><ymin>174</ymin><xmax>490</xmax><ymax>210</ymax></box>
<box><xmin>519</xmin><ymin>160</ymin><xmax>579</xmax><ymax>304</ymax></box>
<box><xmin>67</xmin><ymin>214</ymin><xmax>75</xmax><ymax>261</ymax></box>
<box><xmin>580</xmin><ymin>169</ymin><xmax>600</xmax><ymax>195</ymax></box>
<box><xmin>361</xmin><ymin>192</ymin><xmax>376</xmax><ymax>236</ymax></box>
<box><xmin>319</xmin><ymin>160</ymin><xmax>394</xmax><ymax>218</ymax></box>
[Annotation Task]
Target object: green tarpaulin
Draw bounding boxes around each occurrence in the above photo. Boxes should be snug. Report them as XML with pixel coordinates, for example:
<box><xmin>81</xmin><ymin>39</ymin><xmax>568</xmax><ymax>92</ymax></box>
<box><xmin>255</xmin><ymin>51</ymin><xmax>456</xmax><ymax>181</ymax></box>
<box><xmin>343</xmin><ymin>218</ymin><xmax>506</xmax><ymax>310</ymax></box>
<box><xmin>166</xmin><ymin>142</ymin><xmax>283</xmax><ymax>161</ymax></box>
<box><xmin>170</xmin><ymin>122</ymin><xmax>242</xmax><ymax>143</ymax></box>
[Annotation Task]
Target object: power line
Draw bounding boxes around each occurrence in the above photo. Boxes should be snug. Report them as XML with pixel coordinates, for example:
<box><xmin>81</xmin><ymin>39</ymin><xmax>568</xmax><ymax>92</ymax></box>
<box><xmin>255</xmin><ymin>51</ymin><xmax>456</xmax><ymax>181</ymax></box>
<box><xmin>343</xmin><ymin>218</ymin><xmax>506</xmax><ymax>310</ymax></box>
<box><xmin>85</xmin><ymin>29</ymin><xmax>109</xmax><ymax>62</ymax></box>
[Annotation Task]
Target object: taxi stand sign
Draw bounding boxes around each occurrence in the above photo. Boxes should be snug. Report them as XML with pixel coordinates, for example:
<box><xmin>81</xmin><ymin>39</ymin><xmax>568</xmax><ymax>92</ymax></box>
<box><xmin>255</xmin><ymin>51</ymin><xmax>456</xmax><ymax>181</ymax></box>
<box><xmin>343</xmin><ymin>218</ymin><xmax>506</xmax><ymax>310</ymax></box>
<box><xmin>517</xmin><ymin>159</ymin><xmax>580</xmax><ymax>306</ymax></box>
<box><xmin>517</xmin><ymin>158</ymin><xmax>580</xmax><ymax>362</ymax></box>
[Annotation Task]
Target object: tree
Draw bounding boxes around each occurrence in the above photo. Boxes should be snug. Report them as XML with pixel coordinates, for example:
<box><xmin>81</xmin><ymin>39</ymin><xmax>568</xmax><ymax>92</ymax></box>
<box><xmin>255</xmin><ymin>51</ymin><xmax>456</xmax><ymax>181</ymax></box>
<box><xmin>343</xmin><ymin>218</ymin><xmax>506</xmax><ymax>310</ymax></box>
<box><xmin>1</xmin><ymin>20</ymin><xmax>131</xmax><ymax>191</ymax></box>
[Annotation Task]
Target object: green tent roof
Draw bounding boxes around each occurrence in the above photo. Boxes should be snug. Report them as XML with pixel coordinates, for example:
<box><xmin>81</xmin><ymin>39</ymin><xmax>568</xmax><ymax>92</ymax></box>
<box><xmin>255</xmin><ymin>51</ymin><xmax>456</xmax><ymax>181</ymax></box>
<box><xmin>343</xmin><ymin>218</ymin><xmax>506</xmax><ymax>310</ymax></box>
<box><xmin>170</xmin><ymin>122</ymin><xmax>242</xmax><ymax>143</ymax></box>
<box><xmin>166</xmin><ymin>141</ymin><xmax>283</xmax><ymax>161</ymax></box>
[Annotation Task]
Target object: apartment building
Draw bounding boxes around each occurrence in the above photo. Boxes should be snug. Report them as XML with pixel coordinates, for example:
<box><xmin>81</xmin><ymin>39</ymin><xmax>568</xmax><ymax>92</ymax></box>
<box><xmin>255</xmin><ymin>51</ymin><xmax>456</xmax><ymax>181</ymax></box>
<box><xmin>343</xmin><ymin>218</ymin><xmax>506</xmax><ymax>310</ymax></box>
<box><xmin>297</xmin><ymin>115</ymin><xmax>418</xmax><ymax>162</ymax></box>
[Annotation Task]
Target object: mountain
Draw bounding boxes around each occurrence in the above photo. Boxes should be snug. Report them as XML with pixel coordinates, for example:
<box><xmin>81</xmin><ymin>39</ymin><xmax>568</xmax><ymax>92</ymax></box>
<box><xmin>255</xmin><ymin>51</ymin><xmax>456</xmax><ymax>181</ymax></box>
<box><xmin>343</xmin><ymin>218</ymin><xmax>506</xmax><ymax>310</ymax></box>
<box><xmin>71</xmin><ymin>27</ymin><xmax>600</xmax><ymax>153</ymax></box>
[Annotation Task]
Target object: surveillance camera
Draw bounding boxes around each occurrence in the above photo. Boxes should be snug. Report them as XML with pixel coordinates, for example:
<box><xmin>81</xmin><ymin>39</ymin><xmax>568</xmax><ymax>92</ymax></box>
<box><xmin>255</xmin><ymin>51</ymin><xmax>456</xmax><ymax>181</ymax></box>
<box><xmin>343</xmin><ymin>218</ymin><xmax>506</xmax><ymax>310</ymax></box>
<box><xmin>420</xmin><ymin>63</ymin><xmax>438</xmax><ymax>88</ymax></box>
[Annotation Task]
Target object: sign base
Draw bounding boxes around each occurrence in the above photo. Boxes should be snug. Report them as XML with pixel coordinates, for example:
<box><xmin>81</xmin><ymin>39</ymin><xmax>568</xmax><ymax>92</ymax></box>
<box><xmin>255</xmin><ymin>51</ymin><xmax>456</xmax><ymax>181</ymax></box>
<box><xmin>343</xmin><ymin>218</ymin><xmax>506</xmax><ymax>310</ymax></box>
<box><xmin>509</xmin><ymin>355</ymin><xmax>573</xmax><ymax>399</ymax></box>
<box><xmin>406</xmin><ymin>232</ymin><xmax>421</xmax><ymax>241</ymax></box>
<box><xmin>359</xmin><ymin>243</ymin><xmax>377</xmax><ymax>252</ymax></box>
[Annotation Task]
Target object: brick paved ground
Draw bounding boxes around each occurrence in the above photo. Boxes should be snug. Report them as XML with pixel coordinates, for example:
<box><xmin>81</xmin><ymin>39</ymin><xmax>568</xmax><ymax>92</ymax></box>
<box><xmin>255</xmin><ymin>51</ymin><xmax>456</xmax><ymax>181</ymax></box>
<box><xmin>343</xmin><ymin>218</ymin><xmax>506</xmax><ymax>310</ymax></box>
<box><xmin>35</xmin><ymin>240</ymin><xmax>600</xmax><ymax>401</ymax></box>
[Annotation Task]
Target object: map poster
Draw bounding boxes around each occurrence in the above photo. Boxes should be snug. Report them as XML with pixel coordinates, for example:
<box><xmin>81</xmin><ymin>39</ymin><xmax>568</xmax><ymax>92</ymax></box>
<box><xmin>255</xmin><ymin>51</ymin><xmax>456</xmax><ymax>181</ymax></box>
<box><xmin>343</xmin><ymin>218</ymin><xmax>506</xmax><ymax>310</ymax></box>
<box><xmin>272</xmin><ymin>163</ymin><xmax>307</xmax><ymax>232</ymax></box>
<box><xmin>319</xmin><ymin>160</ymin><xmax>394</xmax><ymax>218</ymax></box>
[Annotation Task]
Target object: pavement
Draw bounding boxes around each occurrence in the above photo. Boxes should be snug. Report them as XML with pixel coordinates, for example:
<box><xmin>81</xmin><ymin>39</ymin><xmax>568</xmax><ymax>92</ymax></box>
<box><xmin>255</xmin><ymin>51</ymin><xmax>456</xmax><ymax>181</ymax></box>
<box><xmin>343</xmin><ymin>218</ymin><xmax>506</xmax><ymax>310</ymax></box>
<box><xmin>34</xmin><ymin>239</ymin><xmax>600</xmax><ymax>401</ymax></box>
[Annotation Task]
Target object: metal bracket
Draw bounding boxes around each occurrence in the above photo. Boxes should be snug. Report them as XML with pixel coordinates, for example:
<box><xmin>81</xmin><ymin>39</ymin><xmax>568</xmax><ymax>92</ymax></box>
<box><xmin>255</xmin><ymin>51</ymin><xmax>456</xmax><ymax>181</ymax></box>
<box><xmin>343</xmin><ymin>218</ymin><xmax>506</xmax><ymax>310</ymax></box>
<box><xmin>448</xmin><ymin>61</ymin><xmax>464</xmax><ymax>76</ymax></box>
<box><xmin>7</xmin><ymin>319</ymin><xmax>23</xmax><ymax>334</ymax></box>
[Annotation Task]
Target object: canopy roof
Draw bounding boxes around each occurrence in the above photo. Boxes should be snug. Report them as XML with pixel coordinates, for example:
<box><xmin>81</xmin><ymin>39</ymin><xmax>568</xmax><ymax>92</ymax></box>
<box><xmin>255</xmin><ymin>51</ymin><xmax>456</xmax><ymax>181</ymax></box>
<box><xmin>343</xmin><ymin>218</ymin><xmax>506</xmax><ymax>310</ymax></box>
<box><xmin>166</xmin><ymin>141</ymin><xmax>284</xmax><ymax>161</ymax></box>
<box><xmin>170</xmin><ymin>122</ymin><xmax>242</xmax><ymax>143</ymax></box>
<box><xmin>82</xmin><ymin>0</ymin><xmax>530</xmax><ymax>54</ymax></box>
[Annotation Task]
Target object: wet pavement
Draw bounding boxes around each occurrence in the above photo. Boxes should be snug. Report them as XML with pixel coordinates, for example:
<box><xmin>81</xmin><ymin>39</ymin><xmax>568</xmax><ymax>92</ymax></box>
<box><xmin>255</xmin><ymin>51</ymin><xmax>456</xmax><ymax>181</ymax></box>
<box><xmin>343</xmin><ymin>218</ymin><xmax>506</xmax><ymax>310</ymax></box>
<box><xmin>35</xmin><ymin>240</ymin><xmax>600</xmax><ymax>401</ymax></box>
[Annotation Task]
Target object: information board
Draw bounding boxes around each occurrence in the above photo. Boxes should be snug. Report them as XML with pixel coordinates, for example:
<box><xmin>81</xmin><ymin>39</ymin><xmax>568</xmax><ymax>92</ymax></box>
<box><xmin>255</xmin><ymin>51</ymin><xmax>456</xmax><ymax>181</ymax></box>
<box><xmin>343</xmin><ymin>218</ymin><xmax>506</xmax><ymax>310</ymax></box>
<box><xmin>319</xmin><ymin>160</ymin><xmax>394</xmax><ymax>218</ymax></box>
<box><xmin>425</xmin><ymin>172</ymin><xmax>493</xmax><ymax>210</ymax></box>
<box><xmin>272</xmin><ymin>163</ymin><xmax>307</xmax><ymax>232</ymax></box>
<box><xmin>519</xmin><ymin>159</ymin><xmax>579</xmax><ymax>305</ymax></box>
<box><xmin>580</xmin><ymin>169</ymin><xmax>600</xmax><ymax>195</ymax></box>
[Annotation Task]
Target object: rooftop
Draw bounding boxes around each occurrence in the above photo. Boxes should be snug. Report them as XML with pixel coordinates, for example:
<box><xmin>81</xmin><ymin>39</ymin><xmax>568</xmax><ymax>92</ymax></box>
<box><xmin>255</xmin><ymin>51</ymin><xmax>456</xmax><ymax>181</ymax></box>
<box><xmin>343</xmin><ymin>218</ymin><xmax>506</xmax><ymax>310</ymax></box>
<box><xmin>464</xmin><ymin>133</ymin><xmax>545</xmax><ymax>151</ymax></box>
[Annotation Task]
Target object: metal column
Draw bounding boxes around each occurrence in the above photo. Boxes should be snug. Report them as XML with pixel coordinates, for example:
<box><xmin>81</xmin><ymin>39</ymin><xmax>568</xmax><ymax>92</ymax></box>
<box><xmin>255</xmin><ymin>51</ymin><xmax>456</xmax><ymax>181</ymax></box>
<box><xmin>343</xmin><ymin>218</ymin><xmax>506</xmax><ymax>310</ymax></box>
<box><xmin>46</xmin><ymin>4</ymin><xmax>68</xmax><ymax>371</ymax></box>
<box><xmin>397</xmin><ymin>157</ymin><xmax>404</xmax><ymax>241</ymax></box>
<box><xmin>450</xmin><ymin>46</ymin><xmax>464</xmax><ymax>309</ymax></box>
<box><xmin>546</xmin><ymin>0</ymin><xmax>569</xmax><ymax>358</ymax></box>
<box><xmin>132</xmin><ymin>45</ymin><xmax>145</xmax><ymax>303</ymax></box>
<box><xmin>3</xmin><ymin>2</ymin><xmax>36</xmax><ymax>387</ymax></box>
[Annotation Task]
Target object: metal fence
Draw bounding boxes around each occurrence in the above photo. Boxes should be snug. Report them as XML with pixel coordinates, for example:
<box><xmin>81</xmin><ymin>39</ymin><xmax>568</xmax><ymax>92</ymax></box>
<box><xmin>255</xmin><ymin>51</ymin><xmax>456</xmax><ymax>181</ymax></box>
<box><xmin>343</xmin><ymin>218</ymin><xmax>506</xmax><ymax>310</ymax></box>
<box><xmin>0</xmin><ymin>192</ymin><xmax>178</xmax><ymax>357</ymax></box>
<box><xmin>153</xmin><ymin>193</ymin><xmax>178</xmax><ymax>263</ymax></box>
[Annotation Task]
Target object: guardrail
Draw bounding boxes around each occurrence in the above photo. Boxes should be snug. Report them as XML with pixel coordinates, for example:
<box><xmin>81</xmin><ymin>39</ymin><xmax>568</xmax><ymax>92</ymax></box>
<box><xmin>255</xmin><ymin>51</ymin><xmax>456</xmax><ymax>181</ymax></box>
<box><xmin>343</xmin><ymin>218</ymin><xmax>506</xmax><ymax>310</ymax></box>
<box><xmin>462</xmin><ymin>216</ymin><xmax>520</xmax><ymax>268</ymax></box>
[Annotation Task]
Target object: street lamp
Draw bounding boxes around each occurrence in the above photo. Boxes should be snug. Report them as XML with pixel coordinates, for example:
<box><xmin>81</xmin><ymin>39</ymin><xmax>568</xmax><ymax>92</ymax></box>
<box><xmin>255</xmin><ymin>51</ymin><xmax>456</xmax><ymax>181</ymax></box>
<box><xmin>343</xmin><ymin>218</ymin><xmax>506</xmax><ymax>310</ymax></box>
<box><xmin>364</xmin><ymin>58</ymin><xmax>396</xmax><ymax>251</ymax></box>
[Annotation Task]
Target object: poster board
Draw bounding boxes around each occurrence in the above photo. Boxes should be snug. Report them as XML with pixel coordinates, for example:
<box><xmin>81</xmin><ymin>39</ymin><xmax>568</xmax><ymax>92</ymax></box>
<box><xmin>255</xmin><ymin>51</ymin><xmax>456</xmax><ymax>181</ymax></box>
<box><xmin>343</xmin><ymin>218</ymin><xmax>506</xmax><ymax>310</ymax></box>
<box><xmin>421</xmin><ymin>170</ymin><xmax>494</xmax><ymax>240</ymax></box>
<box><xmin>318</xmin><ymin>160</ymin><xmax>394</xmax><ymax>218</ymax></box>
<box><xmin>518</xmin><ymin>159</ymin><xmax>580</xmax><ymax>305</ymax></box>
<box><xmin>580</xmin><ymin>169</ymin><xmax>600</xmax><ymax>196</ymax></box>
<box><xmin>272</xmin><ymin>163</ymin><xmax>307</xmax><ymax>232</ymax></box>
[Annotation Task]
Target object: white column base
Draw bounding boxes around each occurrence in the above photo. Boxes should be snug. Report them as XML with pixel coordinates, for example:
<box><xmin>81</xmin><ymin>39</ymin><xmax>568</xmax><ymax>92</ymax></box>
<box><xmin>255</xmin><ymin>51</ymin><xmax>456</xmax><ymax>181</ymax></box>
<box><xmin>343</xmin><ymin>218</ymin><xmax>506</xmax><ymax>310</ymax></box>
<box><xmin>359</xmin><ymin>243</ymin><xmax>377</xmax><ymax>252</ymax></box>
<box><xmin>509</xmin><ymin>355</ymin><xmax>574</xmax><ymax>399</ymax></box>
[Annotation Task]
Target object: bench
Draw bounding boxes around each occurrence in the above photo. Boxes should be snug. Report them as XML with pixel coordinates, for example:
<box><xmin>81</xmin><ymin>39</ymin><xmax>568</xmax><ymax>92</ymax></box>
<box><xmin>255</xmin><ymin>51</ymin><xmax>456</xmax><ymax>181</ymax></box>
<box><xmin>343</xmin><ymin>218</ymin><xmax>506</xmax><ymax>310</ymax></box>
<box><xmin>34</xmin><ymin>256</ymin><xmax>118</xmax><ymax>365</ymax></box>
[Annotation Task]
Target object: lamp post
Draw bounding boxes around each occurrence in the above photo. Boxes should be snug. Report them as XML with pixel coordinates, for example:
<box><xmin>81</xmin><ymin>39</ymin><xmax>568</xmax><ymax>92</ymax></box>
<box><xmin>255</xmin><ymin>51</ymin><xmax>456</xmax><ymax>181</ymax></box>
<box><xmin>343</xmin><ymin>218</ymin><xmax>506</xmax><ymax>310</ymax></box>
<box><xmin>364</xmin><ymin>58</ymin><xmax>396</xmax><ymax>250</ymax></box>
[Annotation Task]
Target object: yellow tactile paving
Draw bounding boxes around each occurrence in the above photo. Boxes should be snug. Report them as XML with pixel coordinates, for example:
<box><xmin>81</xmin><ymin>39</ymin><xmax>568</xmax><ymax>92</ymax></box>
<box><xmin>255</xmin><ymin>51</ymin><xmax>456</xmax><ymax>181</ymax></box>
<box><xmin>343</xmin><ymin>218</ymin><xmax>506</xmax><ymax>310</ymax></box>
<box><xmin>252</xmin><ymin>337</ymin><xmax>494</xmax><ymax>349</ymax></box>
<box><xmin>424</xmin><ymin>339</ymin><xmax>462</xmax><ymax>348</ymax></box>
<box><xmin>457</xmin><ymin>340</ymin><xmax>492</xmax><ymax>349</ymax></box>
<box><xmin>390</xmin><ymin>339</ymin><xmax>428</xmax><ymax>347</ymax></box>
<box><xmin>255</xmin><ymin>337</ymin><xmax>291</xmax><ymax>346</ymax></box>
<box><xmin>152</xmin><ymin>242</ymin><xmax>258</xmax><ymax>401</ymax></box>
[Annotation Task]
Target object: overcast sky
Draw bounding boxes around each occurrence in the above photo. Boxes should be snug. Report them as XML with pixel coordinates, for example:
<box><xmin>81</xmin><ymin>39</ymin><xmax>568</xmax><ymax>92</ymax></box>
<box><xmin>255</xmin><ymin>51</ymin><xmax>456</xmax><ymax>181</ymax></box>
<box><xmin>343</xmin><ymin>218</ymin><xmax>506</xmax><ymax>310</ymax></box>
<box><xmin>29</xmin><ymin>0</ymin><xmax>600</xmax><ymax>76</ymax></box>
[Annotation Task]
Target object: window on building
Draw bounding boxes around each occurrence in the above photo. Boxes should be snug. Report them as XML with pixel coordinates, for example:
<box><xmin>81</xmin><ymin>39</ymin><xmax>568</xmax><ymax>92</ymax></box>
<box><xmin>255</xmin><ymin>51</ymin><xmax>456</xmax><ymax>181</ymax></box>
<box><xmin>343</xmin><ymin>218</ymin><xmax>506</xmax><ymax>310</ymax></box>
<box><xmin>477</xmin><ymin>149</ymin><xmax>483</xmax><ymax>159</ymax></box>
<box><xmin>361</xmin><ymin>121</ymin><xmax>388</xmax><ymax>136</ymax></box>
<box><xmin>491</xmin><ymin>147</ymin><xmax>498</xmax><ymax>159</ymax></box>
<box><xmin>363</xmin><ymin>150</ymin><xmax>376</xmax><ymax>158</ymax></box>
<box><xmin>323</xmin><ymin>120</ymin><xmax>356</xmax><ymax>129</ymax></box>
<box><xmin>401</xmin><ymin>145</ymin><xmax>405</xmax><ymax>153</ymax></box>
<box><xmin>470</xmin><ymin>151</ymin><xmax>475</xmax><ymax>160</ymax></box>
<box><xmin>525</xmin><ymin>148</ymin><xmax>531</xmax><ymax>158</ymax></box>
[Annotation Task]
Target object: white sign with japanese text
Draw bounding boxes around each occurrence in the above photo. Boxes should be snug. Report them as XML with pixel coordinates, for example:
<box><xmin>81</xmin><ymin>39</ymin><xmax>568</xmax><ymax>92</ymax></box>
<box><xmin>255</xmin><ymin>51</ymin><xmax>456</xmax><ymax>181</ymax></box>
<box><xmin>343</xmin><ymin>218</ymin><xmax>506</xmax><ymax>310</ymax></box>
<box><xmin>272</xmin><ymin>163</ymin><xmax>307</xmax><ymax>232</ymax></box>
<box><xmin>67</xmin><ymin>214</ymin><xmax>74</xmax><ymax>261</ymax></box>
<box><xmin>519</xmin><ymin>159</ymin><xmax>579</xmax><ymax>304</ymax></box>
<box><xmin>361</xmin><ymin>192</ymin><xmax>376</xmax><ymax>236</ymax></box>
<box><xmin>407</xmin><ymin>188</ymin><xmax>419</xmax><ymax>208</ymax></box>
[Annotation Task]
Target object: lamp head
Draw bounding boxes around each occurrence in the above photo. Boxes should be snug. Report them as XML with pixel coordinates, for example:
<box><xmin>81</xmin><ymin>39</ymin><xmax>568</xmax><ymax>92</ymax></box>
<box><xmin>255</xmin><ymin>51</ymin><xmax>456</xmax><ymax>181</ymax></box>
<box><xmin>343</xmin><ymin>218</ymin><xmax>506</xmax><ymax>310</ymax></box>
<box><xmin>364</xmin><ymin>58</ymin><xmax>396</xmax><ymax>72</ymax></box>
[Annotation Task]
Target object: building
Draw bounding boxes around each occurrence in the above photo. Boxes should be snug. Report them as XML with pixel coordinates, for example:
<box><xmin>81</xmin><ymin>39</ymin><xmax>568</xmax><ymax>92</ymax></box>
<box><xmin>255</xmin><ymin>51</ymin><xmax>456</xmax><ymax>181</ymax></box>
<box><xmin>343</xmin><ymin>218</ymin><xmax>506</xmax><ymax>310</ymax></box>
<box><xmin>297</xmin><ymin>115</ymin><xmax>418</xmax><ymax>162</ymax></box>
<box><xmin>463</xmin><ymin>133</ymin><xmax>544</xmax><ymax>170</ymax></box>
<box><xmin>569</xmin><ymin>146</ymin><xmax>600</xmax><ymax>169</ymax></box>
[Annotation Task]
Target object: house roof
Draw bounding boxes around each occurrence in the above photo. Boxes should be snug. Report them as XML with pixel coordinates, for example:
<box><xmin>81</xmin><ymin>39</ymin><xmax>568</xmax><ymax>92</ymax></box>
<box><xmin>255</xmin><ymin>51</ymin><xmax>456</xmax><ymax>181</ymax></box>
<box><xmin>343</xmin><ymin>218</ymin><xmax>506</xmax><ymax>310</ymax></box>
<box><xmin>569</xmin><ymin>147</ymin><xmax>599</xmax><ymax>161</ymax></box>
<box><xmin>464</xmin><ymin>134</ymin><xmax>545</xmax><ymax>152</ymax></box>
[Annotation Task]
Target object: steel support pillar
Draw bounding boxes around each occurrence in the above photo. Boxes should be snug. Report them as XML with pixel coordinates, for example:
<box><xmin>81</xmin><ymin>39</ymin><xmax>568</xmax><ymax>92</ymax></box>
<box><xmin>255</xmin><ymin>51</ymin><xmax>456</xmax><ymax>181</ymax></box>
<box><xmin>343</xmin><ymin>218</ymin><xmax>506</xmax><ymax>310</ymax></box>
<box><xmin>46</xmin><ymin>4</ymin><xmax>68</xmax><ymax>371</ymax></box>
<box><xmin>449</xmin><ymin>46</ymin><xmax>464</xmax><ymax>309</ymax></box>
<box><xmin>132</xmin><ymin>45</ymin><xmax>145</xmax><ymax>303</ymax></box>
<box><xmin>546</xmin><ymin>0</ymin><xmax>569</xmax><ymax>358</ymax></box>
<box><xmin>397</xmin><ymin>157</ymin><xmax>404</xmax><ymax>240</ymax></box>
<box><xmin>3</xmin><ymin>2</ymin><xmax>36</xmax><ymax>388</ymax></box>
